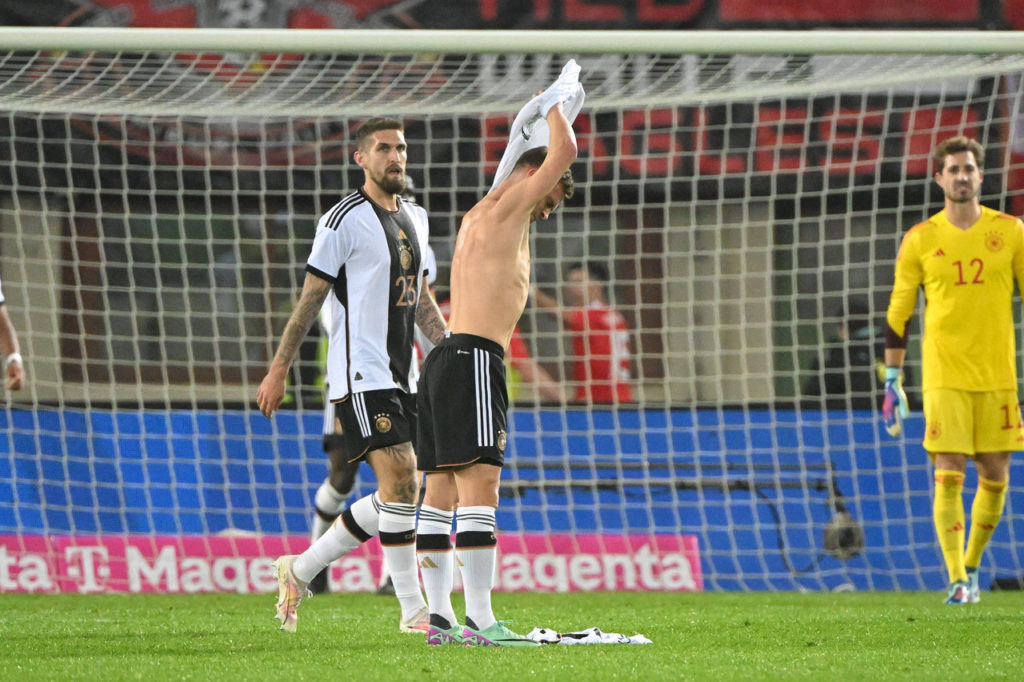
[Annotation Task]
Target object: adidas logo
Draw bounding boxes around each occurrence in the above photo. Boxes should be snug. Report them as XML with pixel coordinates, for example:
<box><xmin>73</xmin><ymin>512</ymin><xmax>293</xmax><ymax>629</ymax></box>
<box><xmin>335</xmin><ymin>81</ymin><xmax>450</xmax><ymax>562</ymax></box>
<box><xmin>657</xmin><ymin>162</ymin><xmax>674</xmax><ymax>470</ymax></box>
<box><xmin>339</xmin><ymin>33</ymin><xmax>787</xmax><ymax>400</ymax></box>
<box><xmin>934</xmin><ymin>248</ymin><xmax>945</xmax><ymax>257</ymax></box>
<box><xmin>420</xmin><ymin>557</ymin><xmax>438</xmax><ymax>569</ymax></box>
<box><xmin>354</xmin><ymin>372</ymin><xmax>363</xmax><ymax>380</ymax></box>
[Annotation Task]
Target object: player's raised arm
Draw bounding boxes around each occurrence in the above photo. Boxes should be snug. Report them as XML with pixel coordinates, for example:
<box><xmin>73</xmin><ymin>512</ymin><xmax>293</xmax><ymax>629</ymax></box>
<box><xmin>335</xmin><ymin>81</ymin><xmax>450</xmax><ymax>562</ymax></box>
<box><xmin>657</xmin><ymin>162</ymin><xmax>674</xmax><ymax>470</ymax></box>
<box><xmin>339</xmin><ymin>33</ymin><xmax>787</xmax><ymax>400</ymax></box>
<box><xmin>530</xmin><ymin>103</ymin><xmax>578</xmax><ymax>198</ymax></box>
<box><xmin>489</xmin><ymin>59</ymin><xmax>585</xmax><ymax>193</ymax></box>
<box><xmin>495</xmin><ymin>102</ymin><xmax>578</xmax><ymax>221</ymax></box>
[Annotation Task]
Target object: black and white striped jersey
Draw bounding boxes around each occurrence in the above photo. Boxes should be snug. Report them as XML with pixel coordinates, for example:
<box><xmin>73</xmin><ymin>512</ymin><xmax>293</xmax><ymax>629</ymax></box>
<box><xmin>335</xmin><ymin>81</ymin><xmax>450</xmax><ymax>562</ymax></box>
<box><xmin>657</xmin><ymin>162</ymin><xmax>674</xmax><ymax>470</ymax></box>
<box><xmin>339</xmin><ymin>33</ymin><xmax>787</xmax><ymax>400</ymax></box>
<box><xmin>306</xmin><ymin>188</ymin><xmax>429</xmax><ymax>401</ymax></box>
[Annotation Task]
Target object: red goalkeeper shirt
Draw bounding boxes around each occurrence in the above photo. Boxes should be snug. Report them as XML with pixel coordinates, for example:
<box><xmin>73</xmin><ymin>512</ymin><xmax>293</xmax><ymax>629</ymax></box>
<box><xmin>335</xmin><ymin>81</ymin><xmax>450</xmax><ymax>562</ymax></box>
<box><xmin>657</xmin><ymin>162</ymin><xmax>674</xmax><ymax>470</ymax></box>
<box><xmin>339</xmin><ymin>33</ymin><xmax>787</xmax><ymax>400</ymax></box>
<box><xmin>567</xmin><ymin>302</ymin><xmax>633</xmax><ymax>403</ymax></box>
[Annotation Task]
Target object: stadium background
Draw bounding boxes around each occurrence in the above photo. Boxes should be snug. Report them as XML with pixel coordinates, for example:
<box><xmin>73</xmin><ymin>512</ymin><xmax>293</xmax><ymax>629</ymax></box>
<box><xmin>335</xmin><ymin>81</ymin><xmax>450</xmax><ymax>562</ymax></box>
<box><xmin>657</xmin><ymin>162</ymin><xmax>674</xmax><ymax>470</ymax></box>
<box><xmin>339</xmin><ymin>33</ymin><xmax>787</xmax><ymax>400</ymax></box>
<box><xmin>1</xmin><ymin>1</ymin><xmax>1024</xmax><ymax>594</ymax></box>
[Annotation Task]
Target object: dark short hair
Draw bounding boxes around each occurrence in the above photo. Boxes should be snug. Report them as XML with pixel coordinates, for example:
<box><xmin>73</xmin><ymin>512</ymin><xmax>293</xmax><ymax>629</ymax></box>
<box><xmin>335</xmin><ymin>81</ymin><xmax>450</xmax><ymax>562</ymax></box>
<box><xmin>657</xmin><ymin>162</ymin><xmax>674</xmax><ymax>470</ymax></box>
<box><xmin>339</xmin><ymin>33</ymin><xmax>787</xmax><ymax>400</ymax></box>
<box><xmin>933</xmin><ymin>135</ymin><xmax>984</xmax><ymax>173</ymax></box>
<box><xmin>355</xmin><ymin>117</ymin><xmax>404</xmax><ymax>151</ymax></box>
<box><xmin>512</xmin><ymin>146</ymin><xmax>575</xmax><ymax>200</ymax></box>
<box><xmin>567</xmin><ymin>261</ymin><xmax>610</xmax><ymax>283</ymax></box>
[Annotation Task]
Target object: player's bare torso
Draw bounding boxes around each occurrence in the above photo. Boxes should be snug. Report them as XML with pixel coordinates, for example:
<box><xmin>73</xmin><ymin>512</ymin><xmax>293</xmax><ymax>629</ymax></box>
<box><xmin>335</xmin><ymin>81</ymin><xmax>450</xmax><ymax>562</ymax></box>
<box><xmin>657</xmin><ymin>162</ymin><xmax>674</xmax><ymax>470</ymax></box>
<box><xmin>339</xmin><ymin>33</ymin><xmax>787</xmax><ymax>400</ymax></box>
<box><xmin>447</xmin><ymin>193</ymin><xmax>531</xmax><ymax>351</ymax></box>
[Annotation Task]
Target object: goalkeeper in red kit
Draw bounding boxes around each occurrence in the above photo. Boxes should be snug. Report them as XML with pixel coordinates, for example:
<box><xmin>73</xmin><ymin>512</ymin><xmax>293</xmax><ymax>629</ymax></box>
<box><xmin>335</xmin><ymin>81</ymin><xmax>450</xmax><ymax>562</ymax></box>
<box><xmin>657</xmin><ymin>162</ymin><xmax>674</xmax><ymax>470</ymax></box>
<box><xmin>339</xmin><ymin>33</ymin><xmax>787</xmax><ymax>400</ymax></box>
<box><xmin>883</xmin><ymin>135</ymin><xmax>1024</xmax><ymax>605</ymax></box>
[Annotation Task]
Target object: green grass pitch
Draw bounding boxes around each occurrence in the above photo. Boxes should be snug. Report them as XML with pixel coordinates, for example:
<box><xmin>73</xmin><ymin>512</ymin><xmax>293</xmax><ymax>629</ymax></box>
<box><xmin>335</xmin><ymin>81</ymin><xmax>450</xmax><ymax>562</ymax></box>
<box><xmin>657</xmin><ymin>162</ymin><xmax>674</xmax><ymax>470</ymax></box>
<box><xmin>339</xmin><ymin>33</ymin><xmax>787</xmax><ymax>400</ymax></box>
<box><xmin>3</xmin><ymin>591</ymin><xmax>1024</xmax><ymax>681</ymax></box>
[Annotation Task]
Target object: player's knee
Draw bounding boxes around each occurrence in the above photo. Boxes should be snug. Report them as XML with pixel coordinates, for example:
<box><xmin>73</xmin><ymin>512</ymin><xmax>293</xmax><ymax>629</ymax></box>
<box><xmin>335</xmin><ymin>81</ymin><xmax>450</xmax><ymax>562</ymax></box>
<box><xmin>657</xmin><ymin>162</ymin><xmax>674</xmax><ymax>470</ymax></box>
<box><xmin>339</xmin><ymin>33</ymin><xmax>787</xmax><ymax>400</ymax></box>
<box><xmin>328</xmin><ymin>474</ymin><xmax>355</xmax><ymax>496</ymax></box>
<box><xmin>384</xmin><ymin>470</ymin><xmax>420</xmax><ymax>504</ymax></box>
<box><xmin>367</xmin><ymin>443</ymin><xmax>418</xmax><ymax>501</ymax></box>
<box><xmin>369</xmin><ymin>443</ymin><xmax>416</xmax><ymax>474</ymax></box>
<box><xmin>975</xmin><ymin>452</ymin><xmax>1012</xmax><ymax>482</ymax></box>
<box><xmin>423</xmin><ymin>473</ymin><xmax>458</xmax><ymax>509</ymax></box>
<box><xmin>453</xmin><ymin>466</ymin><xmax>501</xmax><ymax>507</ymax></box>
<box><xmin>456</xmin><ymin>489</ymin><xmax>500</xmax><ymax>508</ymax></box>
<box><xmin>328</xmin><ymin>462</ymin><xmax>358</xmax><ymax>495</ymax></box>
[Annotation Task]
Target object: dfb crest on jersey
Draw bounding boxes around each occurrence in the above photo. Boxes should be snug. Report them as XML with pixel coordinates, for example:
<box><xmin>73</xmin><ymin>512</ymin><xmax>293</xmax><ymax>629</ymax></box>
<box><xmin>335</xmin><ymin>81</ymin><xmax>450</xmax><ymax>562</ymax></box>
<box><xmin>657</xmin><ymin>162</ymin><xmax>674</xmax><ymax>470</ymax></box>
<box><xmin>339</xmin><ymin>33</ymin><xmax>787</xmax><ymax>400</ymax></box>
<box><xmin>398</xmin><ymin>229</ymin><xmax>414</xmax><ymax>271</ymax></box>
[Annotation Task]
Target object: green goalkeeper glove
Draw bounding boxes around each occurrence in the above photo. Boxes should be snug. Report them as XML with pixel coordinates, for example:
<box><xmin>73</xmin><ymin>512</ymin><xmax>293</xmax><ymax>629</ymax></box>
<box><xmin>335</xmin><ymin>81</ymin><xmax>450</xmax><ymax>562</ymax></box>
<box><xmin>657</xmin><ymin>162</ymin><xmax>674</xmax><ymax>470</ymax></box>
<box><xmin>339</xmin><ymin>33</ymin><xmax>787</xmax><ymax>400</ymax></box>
<box><xmin>882</xmin><ymin>367</ymin><xmax>910</xmax><ymax>437</ymax></box>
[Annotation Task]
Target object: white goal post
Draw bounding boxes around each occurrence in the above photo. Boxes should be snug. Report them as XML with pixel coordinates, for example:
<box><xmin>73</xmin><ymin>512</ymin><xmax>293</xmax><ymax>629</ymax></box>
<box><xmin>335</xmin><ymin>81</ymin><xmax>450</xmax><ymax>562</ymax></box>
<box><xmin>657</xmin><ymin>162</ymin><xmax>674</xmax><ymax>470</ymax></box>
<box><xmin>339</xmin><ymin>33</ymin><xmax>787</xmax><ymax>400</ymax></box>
<box><xmin>1</xmin><ymin>28</ymin><xmax>1024</xmax><ymax>593</ymax></box>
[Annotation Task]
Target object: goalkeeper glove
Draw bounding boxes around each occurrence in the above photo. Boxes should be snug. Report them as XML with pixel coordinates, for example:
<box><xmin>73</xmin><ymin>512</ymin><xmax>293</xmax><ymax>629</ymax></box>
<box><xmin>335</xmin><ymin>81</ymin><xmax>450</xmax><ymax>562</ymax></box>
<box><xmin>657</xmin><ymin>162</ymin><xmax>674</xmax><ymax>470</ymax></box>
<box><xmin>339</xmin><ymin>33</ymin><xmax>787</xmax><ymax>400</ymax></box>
<box><xmin>882</xmin><ymin>367</ymin><xmax>910</xmax><ymax>437</ymax></box>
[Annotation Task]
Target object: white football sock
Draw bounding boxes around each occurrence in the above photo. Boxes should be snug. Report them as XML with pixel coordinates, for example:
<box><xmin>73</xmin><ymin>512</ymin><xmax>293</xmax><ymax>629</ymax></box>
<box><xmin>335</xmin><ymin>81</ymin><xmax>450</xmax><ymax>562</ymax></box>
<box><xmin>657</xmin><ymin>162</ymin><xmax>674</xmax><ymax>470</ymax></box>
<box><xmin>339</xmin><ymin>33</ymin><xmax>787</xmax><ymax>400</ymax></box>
<box><xmin>456</xmin><ymin>506</ymin><xmax>497</xmax><ymax>630</ymax></box>
<box><xmin>378</xmin><ymin>500</ymin><xmax>426</xmax><ymax>619</ymax></box>
<box><xmin>417</xmin><ymin>505</ymin><xmax>457</xmax><ymax>627</ymax></box>
<box><xmin>292</xmin><ymin>493</ymin><xmax>380</xmax><ymax>584</ymax></box>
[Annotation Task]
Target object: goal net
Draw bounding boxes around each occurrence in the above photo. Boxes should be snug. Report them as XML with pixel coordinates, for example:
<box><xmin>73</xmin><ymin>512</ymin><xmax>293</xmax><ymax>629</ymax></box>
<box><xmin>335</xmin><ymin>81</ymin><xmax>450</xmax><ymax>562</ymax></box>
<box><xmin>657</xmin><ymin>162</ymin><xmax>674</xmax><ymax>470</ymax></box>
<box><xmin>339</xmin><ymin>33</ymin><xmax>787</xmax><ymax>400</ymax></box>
<box><xmin>2</xmin><ymin>28</ymin><xmax>1024</xmax><ymax>593</ymax></box>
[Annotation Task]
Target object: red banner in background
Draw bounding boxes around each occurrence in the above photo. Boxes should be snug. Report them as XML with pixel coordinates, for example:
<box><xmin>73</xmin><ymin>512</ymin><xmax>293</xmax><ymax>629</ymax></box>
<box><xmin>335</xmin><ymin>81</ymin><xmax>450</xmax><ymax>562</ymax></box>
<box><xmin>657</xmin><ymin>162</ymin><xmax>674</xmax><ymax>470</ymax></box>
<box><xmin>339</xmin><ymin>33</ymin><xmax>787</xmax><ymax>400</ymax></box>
<box><xmin>8</xmin><ymin>0</ymin><xmax>998</xmax><ymax>30</ymax></box>
<box><xmin>476</xmin><ymin>0</ymin><xmax>709</xmax><ymax>24</ymax></box>
<box><xmin>719</xmin><ymin>0</ymin><xmax>979</xmax><ymax>23</ymax></box>
<box><xmin>481</xmin><ymin>100</ymin><xmax>984</xmax><ymax>184</ymax></box>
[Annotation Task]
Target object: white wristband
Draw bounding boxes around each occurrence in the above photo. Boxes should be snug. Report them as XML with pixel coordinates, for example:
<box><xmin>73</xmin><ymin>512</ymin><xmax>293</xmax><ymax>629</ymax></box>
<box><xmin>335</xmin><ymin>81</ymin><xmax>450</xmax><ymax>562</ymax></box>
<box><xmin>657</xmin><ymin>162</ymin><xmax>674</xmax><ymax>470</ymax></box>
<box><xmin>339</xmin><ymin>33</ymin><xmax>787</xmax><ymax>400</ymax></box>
<box><xmin>5</xmin><ymin>352</ymin><xmax>22</xmax><ymax>369</ymax></box>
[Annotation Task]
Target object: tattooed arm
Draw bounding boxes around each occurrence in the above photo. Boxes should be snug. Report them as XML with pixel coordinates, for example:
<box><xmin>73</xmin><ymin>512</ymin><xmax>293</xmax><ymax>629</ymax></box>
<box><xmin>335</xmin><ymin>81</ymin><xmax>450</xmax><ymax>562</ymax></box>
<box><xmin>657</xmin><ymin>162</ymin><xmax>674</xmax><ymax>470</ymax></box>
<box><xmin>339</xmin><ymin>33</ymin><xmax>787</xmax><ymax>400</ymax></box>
<box><xmin>256</xmin><ymin>273</ymin><xmax>332</xmax><ymax>418</ymax></box>
<box><xmin>415</xmin><ymin>274</ymin><xmax>447</xmax><ymax>345</ymax></box>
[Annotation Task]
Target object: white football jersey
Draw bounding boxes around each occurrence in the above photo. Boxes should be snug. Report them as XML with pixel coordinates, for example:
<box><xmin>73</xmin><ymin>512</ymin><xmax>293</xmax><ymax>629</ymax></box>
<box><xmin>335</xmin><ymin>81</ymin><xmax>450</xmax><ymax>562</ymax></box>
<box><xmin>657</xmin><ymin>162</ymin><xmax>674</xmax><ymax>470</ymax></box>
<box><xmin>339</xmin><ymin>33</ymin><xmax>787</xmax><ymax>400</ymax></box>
<box><xmin>0</xmin><ymin>274</ymin><xmax>5</xmax><ymax>305</ymax></box>
<box><xmin>307</xmin><ymin>189</ymin><xmax>429</xmax><ymax>401</ymax></box>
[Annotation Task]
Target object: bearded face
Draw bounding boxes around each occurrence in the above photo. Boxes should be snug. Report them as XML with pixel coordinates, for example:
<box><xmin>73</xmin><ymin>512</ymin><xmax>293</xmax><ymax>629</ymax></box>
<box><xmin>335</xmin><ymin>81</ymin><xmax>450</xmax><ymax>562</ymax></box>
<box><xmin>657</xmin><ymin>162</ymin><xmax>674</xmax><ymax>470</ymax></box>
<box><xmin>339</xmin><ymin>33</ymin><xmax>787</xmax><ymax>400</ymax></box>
<box><xmin>372</xmin><ymin>166</ymin><xmax>407</xmax><ymax>196</ymax></box>
<box><xmin>356</xmin><ymin>128</ymin><xmax>408</xmax><ymax>198</ymax></box>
